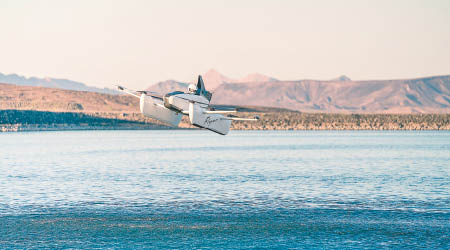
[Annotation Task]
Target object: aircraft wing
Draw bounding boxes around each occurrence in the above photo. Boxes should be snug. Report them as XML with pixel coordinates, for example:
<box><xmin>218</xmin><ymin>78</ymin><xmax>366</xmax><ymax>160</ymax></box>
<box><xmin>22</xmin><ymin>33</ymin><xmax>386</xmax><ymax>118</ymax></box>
<box><xmin>180</xmin><ymin>109</ymin><xmax>258</xmax><ymax>120</ymax></box>
<box><xmin>116</xmin><ymin>85</ymin><xmax>140</xmax><ymax>98</ymax></box>
<box><xmin>204</xmin><ymin>110</ymin><xmax>259</xmax><ymax>120</ymax></box>
<box><xmin>223</xmin><ymin>114</ymin><xmax>260</xmax><ymax>121</ymax></box>
<box><xmin>116</xmin><ymin>85</ymin><xmax>163</xmax><ymax>100</ymax></box>
<box><xmin>136</xmin><ymin>90</ymin><xmax>164</xmax><ymax>101</ymax></box>
<box><xmin>203</xmin><ymin>110</ymin><xmax>237</xmax><ymax>114</ymax></box>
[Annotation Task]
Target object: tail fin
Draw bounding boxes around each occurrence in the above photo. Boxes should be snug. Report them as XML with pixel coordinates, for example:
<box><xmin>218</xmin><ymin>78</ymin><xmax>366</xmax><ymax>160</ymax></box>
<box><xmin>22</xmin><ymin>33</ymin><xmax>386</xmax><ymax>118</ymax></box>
<box><xmin>196</xmin><ymin>75</ymin><xmax>212</xmax><ymax>101</ymax></box>
<box><xmin>197</xmin><ymin>75</ymin><xmax>205</xmax><ymax>92</ymax></box>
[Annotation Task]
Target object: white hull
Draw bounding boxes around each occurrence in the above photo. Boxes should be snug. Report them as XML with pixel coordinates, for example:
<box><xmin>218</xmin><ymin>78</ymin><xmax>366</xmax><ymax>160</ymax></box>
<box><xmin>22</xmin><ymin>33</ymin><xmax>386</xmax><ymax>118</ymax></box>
<box><xmin>140</xmin><ymin>94</ymin><xmax>182</xmax><ymax>127</ymax></box>
<box><xmin>189</xmin><ymin>103</ymin><xmax>231</xmax><ymax>135</ymax></box>
<box><xmin>117</xmin><ymin>75</ymin><xmax>257</xmax><ymax>135</ymax></box>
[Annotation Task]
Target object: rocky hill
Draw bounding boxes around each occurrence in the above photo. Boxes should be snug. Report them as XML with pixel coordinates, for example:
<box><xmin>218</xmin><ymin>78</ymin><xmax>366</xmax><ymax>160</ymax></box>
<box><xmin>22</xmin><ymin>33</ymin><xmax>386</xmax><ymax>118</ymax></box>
<box><xmin>0</xmin><ymin>72</ymin><xmax>118</xmax><ymax>94</ymax></box>
<box><xmin>212</xmin><ymin>75</ymin><xmax>450</xmax><ymax>113</ymax></box>
<box><xmin>200</xmin><ymin>69</ymin><xmax>235</xmax><ymax>90</ymax></box>
<box><xmin>146</xmin><ymin>80</ymin><xmax>189</xmax><ymax>94</ymax></box>
<box><xmin>146</xmin><ymin>71</ymin><xmax>450</xmax><ymax>114</ymax></box>
<box><xmin>2</xmin><ymin>70</ymin><xmax>450</xmax><ymax>114</ymax></box>
<box><xmin>155</xmin><ymin>69</ymin><xmax>278</xmax><ymax>92</ymax></box>
<box><xmin>0</xmin><ymin>83</ymin><xmax>137</xmax><ymax>112</ymax></box>
<box><xmin>1</xmin><ymin>82</ymin><xmax>449</xmax><ymax>132</ymax></box>
<box><xmin>0</xmin><ymin>83</ymin><xmax>282</xmax><ymax>113</ymax></box>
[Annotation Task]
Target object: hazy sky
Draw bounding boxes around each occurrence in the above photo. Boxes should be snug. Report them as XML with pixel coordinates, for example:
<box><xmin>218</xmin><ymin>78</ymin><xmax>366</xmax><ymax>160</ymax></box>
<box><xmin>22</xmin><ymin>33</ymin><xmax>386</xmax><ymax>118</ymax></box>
<box><xmin>1</xmin><ymin>0</ymin><xmax>449</xmax><ymax>89</ymax></box>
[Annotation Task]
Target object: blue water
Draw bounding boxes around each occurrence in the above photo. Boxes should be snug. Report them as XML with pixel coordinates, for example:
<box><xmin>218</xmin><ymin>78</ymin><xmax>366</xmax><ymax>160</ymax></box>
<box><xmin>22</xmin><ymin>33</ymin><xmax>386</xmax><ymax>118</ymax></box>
<box><xmin>0</xmin><ymin>130</ymin><xmax>449</xmax><ymax>249</ymax></box>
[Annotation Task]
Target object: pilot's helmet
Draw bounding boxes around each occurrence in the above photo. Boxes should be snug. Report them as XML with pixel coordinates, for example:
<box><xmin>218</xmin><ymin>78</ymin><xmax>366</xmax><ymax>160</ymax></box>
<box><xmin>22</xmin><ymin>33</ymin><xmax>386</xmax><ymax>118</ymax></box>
<box><xmin>188</xmin><ymin>84</ymin><xmax>197</xmax><ymax>93</ymax></box>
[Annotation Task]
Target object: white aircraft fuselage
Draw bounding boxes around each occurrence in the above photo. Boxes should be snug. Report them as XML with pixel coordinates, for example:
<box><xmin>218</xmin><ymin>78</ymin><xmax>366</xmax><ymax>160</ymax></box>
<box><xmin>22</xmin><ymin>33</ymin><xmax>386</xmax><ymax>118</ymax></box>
<box><xmin>140</xmin><ymin>91</ymin><xmax>232</xmax><ymax>135</ymax></box>
<box><xmin>118</xmin><ymin>75</ymin><xmax>258</xmax><ymax>135</ymax></box>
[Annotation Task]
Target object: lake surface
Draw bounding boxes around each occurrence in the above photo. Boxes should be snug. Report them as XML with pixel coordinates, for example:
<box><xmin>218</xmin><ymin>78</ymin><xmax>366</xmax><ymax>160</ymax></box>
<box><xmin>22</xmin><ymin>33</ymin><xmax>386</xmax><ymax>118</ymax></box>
<box><xmin>0</xmin><ymin>130</ymin><xmax>449</xmax><ymax>249</ymax></box>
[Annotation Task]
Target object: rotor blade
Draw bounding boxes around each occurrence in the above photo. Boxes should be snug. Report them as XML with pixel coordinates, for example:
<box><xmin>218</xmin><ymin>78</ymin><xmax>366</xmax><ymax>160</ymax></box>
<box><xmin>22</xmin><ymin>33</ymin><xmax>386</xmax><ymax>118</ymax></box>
<box><xmin>203</xmin><ymin>110</ymin><xmax>237</xmax><ymax>114</ymax></box>
<box><xmin>224</xmin><ymin>116</ymin><xmax>260</xmax><ymax>121</ymax></box>
<box><xmin>136</xmin><ymin>90</ymin><xmax>164</xmax><ymax>100</ymax></box>
<box><xmin>116</xmin><ymin>85</ymin><xmax>140</xmax><ymax>98</ymax></box>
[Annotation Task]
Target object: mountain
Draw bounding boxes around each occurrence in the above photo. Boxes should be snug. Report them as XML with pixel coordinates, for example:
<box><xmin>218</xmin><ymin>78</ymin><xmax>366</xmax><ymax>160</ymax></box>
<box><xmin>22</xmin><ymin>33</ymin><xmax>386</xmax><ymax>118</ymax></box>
<box><xmin>146</xmin><ymin>80</ymin><xmax>189</xmax><ymax>93</ymax></box>
<box><xmin>0</xmin><ymin>83</ymin><xmax>137</xmax><ymax>112</ymax></box>
<box><xmin>201</xmin><ymin>69</ymin><xmax>234</xmax><ymax>90</ymax></box>
<box><xmin>144</xmin><ymin>69</ymin><xmax>234</xmax><ymax>93</ymax></box>
<box><xmin>211</xmin><ymin>75</ymin><xmax>450</xmax><ymax>113</ymax></box>
<box><xmin>145</xmin><ymin>70</ymin><xmax>450</xmax><ymax>113</ymax></box>
<box><xmin>0</xmin><ymin>72</ymin><xmax>118</xmax><ymax>94</ymax></box>
<box><xmin>196</xmin><ymin>70</ymin><xmax>277</xmax><ymax>89</ymax></box>
<box><xmin>145</xmin><ymin>69</ymin><xmax>278</xmax><ymax>93</ymax></box>
<box><xmin>3</xmin><ymin>69</ymin><xmax>450</xmax><ymax>113</ymax></box>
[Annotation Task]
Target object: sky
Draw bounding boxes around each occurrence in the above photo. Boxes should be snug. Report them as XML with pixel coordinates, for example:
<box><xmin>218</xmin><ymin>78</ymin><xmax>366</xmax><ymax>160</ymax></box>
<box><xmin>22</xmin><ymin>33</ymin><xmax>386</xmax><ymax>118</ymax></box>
<box><xmin>0</xmin><ymin>0</ymin><xmax>449</xmax><ymax>89</ymax></box>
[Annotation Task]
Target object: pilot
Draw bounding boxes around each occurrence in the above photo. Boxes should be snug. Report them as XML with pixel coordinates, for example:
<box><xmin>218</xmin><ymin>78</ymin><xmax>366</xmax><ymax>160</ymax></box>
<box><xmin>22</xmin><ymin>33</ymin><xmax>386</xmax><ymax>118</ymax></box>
<box><xmin>188</xmin><ymin>84</ymin><xmax>197</xmax><ymax>94</ymax></box>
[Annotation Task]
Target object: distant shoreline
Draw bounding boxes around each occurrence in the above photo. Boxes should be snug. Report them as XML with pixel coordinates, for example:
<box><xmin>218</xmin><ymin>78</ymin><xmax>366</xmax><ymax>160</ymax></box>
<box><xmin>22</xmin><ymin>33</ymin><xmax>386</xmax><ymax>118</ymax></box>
<box><xmin>1</xmin><ymin>109</ymin><xmax>449</xmax><ymax>132</ymax></box>
<box><xmin>0</xmin><ymin>124</ymin><xmax>188</xmax><ymax>132</ymax></box>
<box><xmin>2</xmin><ymin>126</ymin><xmax>450</xmax><ymax>133</ymax></box>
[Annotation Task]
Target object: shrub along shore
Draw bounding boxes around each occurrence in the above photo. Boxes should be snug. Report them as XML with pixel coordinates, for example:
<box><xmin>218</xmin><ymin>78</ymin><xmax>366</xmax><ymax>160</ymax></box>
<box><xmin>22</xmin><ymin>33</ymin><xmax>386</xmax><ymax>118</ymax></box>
<box><xmin>0</xmin><ymin>109</ymin><xmax>449</xmax><ymax>132</ymax></box>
